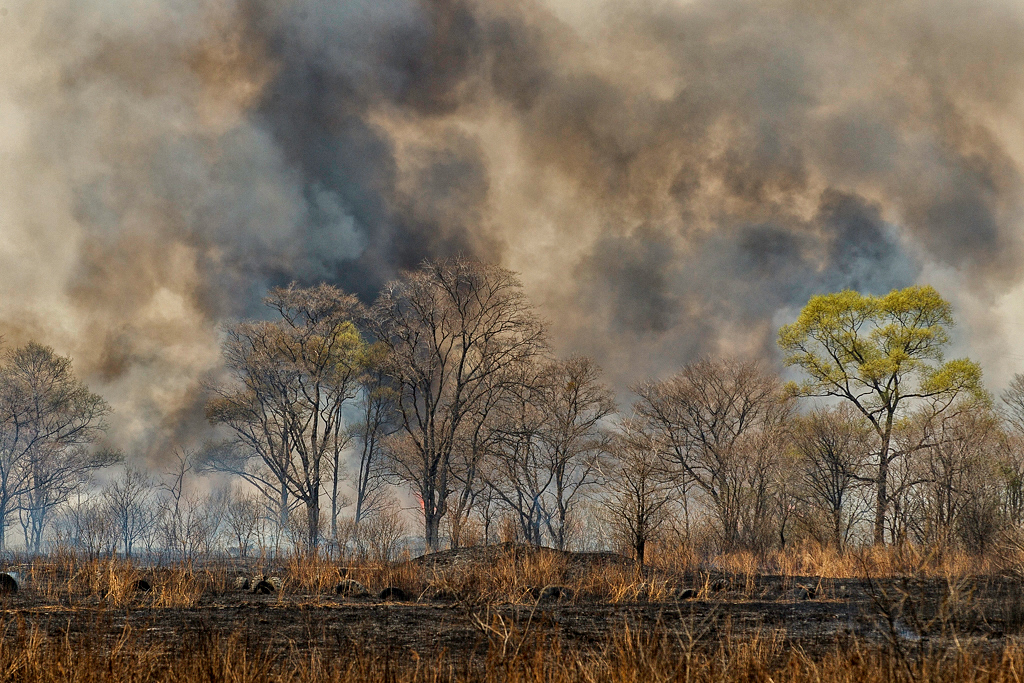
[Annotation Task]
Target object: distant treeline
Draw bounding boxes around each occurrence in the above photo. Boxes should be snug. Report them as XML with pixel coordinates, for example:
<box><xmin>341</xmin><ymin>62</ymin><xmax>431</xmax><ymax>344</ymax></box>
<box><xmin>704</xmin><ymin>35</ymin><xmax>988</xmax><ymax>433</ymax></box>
<box><xmin>4</xmin><ymin>258</ymin><xmax>1020</xmax><ymax>564</ymax></box>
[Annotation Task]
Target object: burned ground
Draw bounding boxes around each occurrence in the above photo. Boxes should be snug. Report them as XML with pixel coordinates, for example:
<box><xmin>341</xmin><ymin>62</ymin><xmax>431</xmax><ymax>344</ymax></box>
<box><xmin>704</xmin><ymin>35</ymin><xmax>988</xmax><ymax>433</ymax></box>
<box><xmin>0</xmin><ymin>545</ymin><xmax>1021</xmax><ymax>665</ymax></box>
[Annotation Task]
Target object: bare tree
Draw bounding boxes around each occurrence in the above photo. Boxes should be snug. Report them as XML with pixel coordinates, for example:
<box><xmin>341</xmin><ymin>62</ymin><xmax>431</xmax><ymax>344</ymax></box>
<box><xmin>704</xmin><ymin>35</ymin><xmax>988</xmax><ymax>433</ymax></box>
<box><xmin>999</xmin><ymin>375</ymin><xmax>1024</xmax><ymax>527</ymax></box>
<box><xmin>790</xmin><ymin>404</ymin><xmax>873</xmax><ymax>549</ymax></box>
<box><xmin>479</xmin><ymin>357</ymin><xmax>613</xmax><ymax>550</ymax></box>
<box><xmin>447</xmin><ymin>375</ymin><xmax>509</xmax><ymax>549</ymax></box>
<box><xmin>208</xmin><ymin>284</ymin><xmax>365</xmax><ymax>551</ymax></box>
<box><xmin>535</xmin><ymin>357</ymin><xmax>615</xmax><ymax>550</ymax></box>
<box><xmin>369</xmin><ymin>257</ymin><xmax>545</xmax><ymax>551</ymax></box>
<box><xmin>349</xmin><ymin>343</ymin><xmax>398</xmax><ymax>528</ymax></box>
<box><xmin>996</xmin><ymin>430</ymin><xmax>1024</xmax><ymax>529</ymax></box>
<box><xmin>1002</xmin><ymin>374</ymin><xmax>1024</xmax><ymax>434</ymax></box>
<box><xmin>359</xmin><ymin>499</ymin><xmax>409</xmax><ymax>562</ymax></box>
<box><xmin>326</xmin><ymin>432</ymin><xmax>352</xmax><ymax>552</ymax></box>
<box><xmin>204</xmin><ymin>343</ymin><xmax>295</xmax><ymax>540</ymax></box>
<box><xmin>474</xmin><ymin>484</ymin><xmax>500</xmax><ymax>546</ymax></box>
<box><xmin>484</xmin><ymin>370</ymin><xmax>551</xmax><ymax>546</ymax></box>
<box><xmin>604</xmin><ymin>423</ymin><xmax>674</xmax><ymax>571</ymax></box>
<box><xmin>156</xmin><ymin>450</ymin><xmax>229</xmax><ymax>561</ymax></box>
<box><xmin>21</xmin><ymin>443</ymin><xmax>119</xmax><ymax>554</ymax></box>
<box><xmin>157</xmin><ymin>450</ymin><xmax>196</xmax><ymax>561</ymax></box>
<box><xmin>633</xmin><ymin>358</ymin><xmax>790</xmax><ymax>552</ymax></box>
<box><xmin>103</xmin><ymin>466</ymin><xmax>155</xmax><ymax>559</ymax></box>
<box><xmin>0</xmin><ymin>342</ymin><xmax>111</xmax><ymax>551</ymax></box>
<box><xmin>223</xmin><ymin>490</ymin><xmax>261</xmax><ymax>558</ymax></box>
<box><xmin>55</xmin><ymin>492</ymin><xmax>115</xmax><ymax>560</ymax></box>
<box><xmin>905</xmin><ymin>401</ymin><xmax>1003</xmax><ymax>552</ymax></box>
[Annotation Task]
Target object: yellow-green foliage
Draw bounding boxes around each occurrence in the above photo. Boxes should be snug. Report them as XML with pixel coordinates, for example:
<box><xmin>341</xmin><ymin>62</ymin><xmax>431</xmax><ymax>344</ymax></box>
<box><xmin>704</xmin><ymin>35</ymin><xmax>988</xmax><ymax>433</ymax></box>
<box><xmin>778</xmin><ymin>285</ymin><xmax>984</xmax><ymax>404</ymax></box>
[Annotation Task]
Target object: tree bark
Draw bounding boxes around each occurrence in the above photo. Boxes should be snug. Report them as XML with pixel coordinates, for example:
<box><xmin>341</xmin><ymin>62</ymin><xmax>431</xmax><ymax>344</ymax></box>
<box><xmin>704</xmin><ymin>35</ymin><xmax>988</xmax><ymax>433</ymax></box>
<box><xmin>874</xmin><ymin>438</ymin><xmax>890</xmax><ymax>546</ymax></box>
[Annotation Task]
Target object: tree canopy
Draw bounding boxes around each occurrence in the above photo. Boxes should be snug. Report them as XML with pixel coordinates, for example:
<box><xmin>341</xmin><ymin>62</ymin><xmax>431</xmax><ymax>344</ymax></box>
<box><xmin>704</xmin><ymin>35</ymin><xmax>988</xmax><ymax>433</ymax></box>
<box><xmin>778</xmin><ymin>285</ymin><xmax>985</xmax><ymax>544</ymax></box>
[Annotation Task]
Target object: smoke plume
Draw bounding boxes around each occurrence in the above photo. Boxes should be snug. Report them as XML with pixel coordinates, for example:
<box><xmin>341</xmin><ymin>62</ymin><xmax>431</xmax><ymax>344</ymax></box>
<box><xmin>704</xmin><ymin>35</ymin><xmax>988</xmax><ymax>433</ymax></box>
<box><xmin>2</xmin><ymin>0</ymin><xmax>1023</xmax><ymax>459</ymax></box>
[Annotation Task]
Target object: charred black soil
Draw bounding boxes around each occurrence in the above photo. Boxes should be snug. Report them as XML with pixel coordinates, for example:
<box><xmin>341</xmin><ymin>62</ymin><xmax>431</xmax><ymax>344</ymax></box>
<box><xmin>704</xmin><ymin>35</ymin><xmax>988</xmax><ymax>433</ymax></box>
<box><xmin>1</xmin><ymin>545</ymin><xmax>1022</xmax><ymax>663</ymax></box>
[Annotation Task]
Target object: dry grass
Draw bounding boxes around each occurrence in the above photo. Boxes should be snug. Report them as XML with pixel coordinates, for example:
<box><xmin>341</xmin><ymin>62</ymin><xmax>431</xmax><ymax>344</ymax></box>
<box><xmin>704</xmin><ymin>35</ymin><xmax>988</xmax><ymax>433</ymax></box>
<box><xmin>0</xmin><ymin>545</ymin><xmax>1022</xmax><ymax>680</ymax></box>
<box><xmin>640</xmin><ymin>539</ymin><xmax>1015</xmax><ymax>581</ymax></box>
<box><xmin>16</xmin><ymin>556</ymin><xmax>222</xmax><ymax>608</ymax></box>
<box><xmin>283</xmin><ymin>552</ymin><xmax>337</xmax><ymax>594</ymax></box>
<box><xmin>0</xmin><ymin>615</ymin><xmax>1021</xmax><ymax>682</ymax></box>
<box><xmin>4</xmin><ymin>539</ymin><xmax>1018</xmax><ymax>609</ymax></box>
<box><xmin>757</xmin><ymin>542</ymin><xmax>1001</xmax><ymax>579</ymax></box>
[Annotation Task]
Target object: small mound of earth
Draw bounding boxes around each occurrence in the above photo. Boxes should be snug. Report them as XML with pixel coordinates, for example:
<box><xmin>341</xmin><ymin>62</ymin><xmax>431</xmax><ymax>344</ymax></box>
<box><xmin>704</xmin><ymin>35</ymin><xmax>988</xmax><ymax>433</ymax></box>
<box><xmin>409</xmin><ymin>542</ymin><xmax>631</xmax><ymax>576</ymax></box>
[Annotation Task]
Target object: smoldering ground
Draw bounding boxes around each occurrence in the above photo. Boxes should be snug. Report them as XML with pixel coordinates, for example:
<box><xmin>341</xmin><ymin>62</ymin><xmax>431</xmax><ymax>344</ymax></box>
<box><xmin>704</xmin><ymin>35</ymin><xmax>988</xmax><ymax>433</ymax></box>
<box><xmin>1</xmin><ymin>0</ymin><xmax>1023</xmax><ymax>460</ymax></box>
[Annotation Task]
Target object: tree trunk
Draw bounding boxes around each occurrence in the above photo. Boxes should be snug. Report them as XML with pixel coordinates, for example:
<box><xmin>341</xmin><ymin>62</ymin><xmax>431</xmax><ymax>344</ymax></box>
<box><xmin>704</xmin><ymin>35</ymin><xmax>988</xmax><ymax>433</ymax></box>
<box><xmin>331</xmin><ymin>451</ymin><xmax>340</xmax><ymax>544</ymax></box>
<box><xmin>424</xmin><ymin>508</ymin><xmax>442</xmax><ymax>552</ymax></box>
<box><xmin>0</xmin><ymin>503</ymin><xmax>8</xmax><ymax>553</ymax></box>
<box><xmin>422</xmin><ymin>480</ymin><xmax>442</xmax><ymax>552</ymax></box>
<box><xmin>874</xmin><ymin>446</ymin><xmax>889</xmax><ymax>546</ymax></box>
<box><xmin>450</xmin><ymin>514</ymin><xmax>462</xmax><ymax>550</ymax></box>
<box><xmin>722</xmin><ymin>505</ymin><xmax>740</xmax><ymax>552</ymax></box>
<box><xmin>449</xmin><ymin>491</ymin><xmax>472</xmax><ymax>550</ymax></box>
<box><xmin>307</xmin><ymin>496</ymin><xmax>320</xmax><ymax>552</ymax></box>
<box><xmin>873</xmin><ymin>412</ymin><xmax>896</xmax><ymax>546</ymax></box>
<box><xmin>31</xmin><ymin>509</ymin><xmax>43</xmax><ymax>554</ymax></box>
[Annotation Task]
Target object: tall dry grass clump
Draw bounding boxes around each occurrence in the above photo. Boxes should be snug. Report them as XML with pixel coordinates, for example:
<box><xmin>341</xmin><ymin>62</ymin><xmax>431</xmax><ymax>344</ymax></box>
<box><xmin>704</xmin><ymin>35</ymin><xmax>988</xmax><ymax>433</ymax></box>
<box><xmin>483</xmin><ymin>546</ymin><xmax>569</xmax><ymax>600</ymax></box>
<box><xmin>283</xmin><ymin>552</ymin><xmax>337</xmax><ymax>594</ymax></box>
<box><xmin>574</xmin><ymin>562</ymin><xmax>679</xmax><ymax>602</ymax></box>
<box><xmin>148</xmin><ymin>564</ymin><xmax>213</xmax><ymax>608</ymax></box>
<box><xmin>343</xmin><ymin>558</ymin><xmax>422</xmax><ymax>597</ymax></box>
<box><xmin>12</xmin><ymin>555</ymin><xmax>217</xmax><ymax>607</ymax></box>
<box><xmin>642</xmin><ymin>540</ymin><xmax>1007</xmax><ymax>582</ymax></box>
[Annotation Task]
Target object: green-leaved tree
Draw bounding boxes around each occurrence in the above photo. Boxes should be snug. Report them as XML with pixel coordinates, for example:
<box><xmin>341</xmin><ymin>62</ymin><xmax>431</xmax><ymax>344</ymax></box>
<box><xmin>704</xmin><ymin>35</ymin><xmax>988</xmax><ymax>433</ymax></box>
<box><xmin>778</xmin><ymin>285</ymin><xmax>985</xmax><ymax>545</ymax></box>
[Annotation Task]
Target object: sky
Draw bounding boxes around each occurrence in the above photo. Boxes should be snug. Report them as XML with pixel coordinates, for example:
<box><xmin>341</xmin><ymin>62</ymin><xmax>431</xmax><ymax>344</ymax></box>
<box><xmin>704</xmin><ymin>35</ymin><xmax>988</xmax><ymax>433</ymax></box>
<box><xmin>1</xmin><ymin>0</ymin><xmax>1024</xmax><ymax>462</ymax></box>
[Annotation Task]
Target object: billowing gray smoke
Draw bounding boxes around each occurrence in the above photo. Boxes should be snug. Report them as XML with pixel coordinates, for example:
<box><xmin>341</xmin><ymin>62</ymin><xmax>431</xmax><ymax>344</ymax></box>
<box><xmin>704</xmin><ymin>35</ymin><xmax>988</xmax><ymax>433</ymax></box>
<box><xmin>1</xmin><ymin>0</ymin><xmax>1022</xmax><ymax>460</ymax></box>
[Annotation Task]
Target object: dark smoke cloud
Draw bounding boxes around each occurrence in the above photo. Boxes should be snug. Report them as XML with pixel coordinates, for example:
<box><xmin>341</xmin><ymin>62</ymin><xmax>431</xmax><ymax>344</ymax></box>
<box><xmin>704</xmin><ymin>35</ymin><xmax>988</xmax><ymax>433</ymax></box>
<box><xmin>1</xmin><ymin>0</ymin><xmax>1023</xmax><ymax>459</ymax></box>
